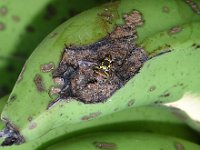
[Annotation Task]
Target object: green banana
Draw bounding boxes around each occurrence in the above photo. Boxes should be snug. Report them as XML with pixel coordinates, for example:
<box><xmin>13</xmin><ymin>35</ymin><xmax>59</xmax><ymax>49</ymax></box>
<box><xmin>46</xmin><ymin>132</ymin><xmax>200</xmax><ymax>150</ymax></box>
<box><xmin>0</xmin><ymin>95</ymin><xmax>199</xmax><ymax>149</ymax></box>
<box><xmin>1</xmin><ymin>0</ymin><xmax>200</xmax><ymax>146</ymax></box>
<box><xmin>0</xmin><ymin>0</ymin><xmax>109</xmax><ymax>97</ymax></box>
<box><xmin>0</xmin><ymin>104</ymin><xmax>199</xmax><ymax>149</ymax></box>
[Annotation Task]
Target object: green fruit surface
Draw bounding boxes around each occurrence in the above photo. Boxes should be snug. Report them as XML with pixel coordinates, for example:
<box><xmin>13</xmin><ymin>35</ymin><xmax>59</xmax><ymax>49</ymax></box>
<box><xmin>0</xmin><ymin>104</ymin><xmax>199</xmax><ymax>150</ymax></box>
<box><xmin>0</xmin><ymin>0</ymin><xmax>108</xmax><ymax>97</ymax></box>
<box><xmin>46</xmin><ymin>132</ymin><xmax>200</xmax><ymax>150</ymax></box>
<box><xmin>1</xmin><ymin>0</ymin><xmax>200</xmax><ymax>146</ymax></box>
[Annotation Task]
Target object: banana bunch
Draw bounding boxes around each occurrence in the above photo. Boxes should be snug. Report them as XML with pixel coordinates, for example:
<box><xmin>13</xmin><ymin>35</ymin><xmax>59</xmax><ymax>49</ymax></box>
<box><xmin>0</xmin><ymin>0</ymin><xmax>108</xmax><ymax>97</ymax></box>
<box><xmin>0</xmin><ymin>0</ymin><xmax>200</xmax><ymax>149</ymax></box>
<box><xmin>0</xmin><ymin>95</ymin><xmax>199</xmax><ymax>149</ymax></box>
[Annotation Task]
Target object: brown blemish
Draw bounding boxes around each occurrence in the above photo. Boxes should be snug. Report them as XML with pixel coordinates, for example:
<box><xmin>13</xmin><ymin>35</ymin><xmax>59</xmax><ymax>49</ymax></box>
<box><xmin>162</xmin><ymin>6</ymin><xmax>170</xmax><ymax>13</ymax></box>
<box><xmin>52</xmin><ymin>10</ymin><xmax>147</xmax><ymax>104</ymax></box>
<box><xmin>160</xmin><ymin>92</ymin><xmax>170</xmax><ymax>97</ymax></box>
<box><xmin>154</xmin><ymin>100</ymin><xmax>163</xmax><ymax>104</ymax></box>
<box><xmin>0</xmin><ymin>6</ymin><xmax>8</xmax><ymax>16</ymax></box>
<box><xmin>44</xmin><ymin>4</ymin><xmax>57</xmax><ymax>20</ymax></box>
<box><xmin>93</xmin><ymin>141</ymin><xmax>117</xmax><ymax>149</ymax></box>
<box><xmin>17</xmin><ymin>64</ymin><xmax>26</xmax><ymax>83</ymax></box>
<box><xmin>26</xmin><ymin>25</ymin><xmax>35</xmax><ymax>33</ymax></box>
<box><xmin>0</xmin><ymin>22</ymin><xmax>5</xmax><ymax>31</ymax></box>
<box><xmin>81</xmin><ymin>112</ymin><xmax>101</xmax><ymax>121</ymax></box>
<box><xmin>168</xmin><ymin>26</ymin><xmax>182</xmax><ymax>35</ymax></box>
<box><xmin>98</xmin><ymin>8</ymin><xmax>116</xmax><ymax>24</ymax></box>
<box><xmin>173</xmin><ymin>83</ymin><xmax>184</xmax><ymax>87</ymax></box>
<box><xmin>40</xmin><ymin>62</ymin><xmax>55</xmax><ymax>73</ymax></box>
<box><xmin>34</xmin><ymin>74</ymin><xmax>45</xmax><ymax>92</ymax></box>
<box><xmin>123</xmin><ymin>10</ymin><xmax>144</xmax><ymax>27</ymax></box>
<box><xmin>28</xmin><ymin>122</ymin><xmax>37</xmax><ymax>130</ymax></box>
<box><xmin>27</xmin><ymin>117</ymin><xmax>33</xmax><ymax>122</ymax></box>
<box><xmin>97</xmin><ymin>2</ymin><xmax>119</xmax><ymax>33</ymax></box>
<box><xmin>48</xmin><ymin>86</ymin><xmax>61</xmax><ymax>97</ymax></box>
<box><xmin>12</xmin><ymin>15</ymin><xmax>20</xmax><ymax>22</ymax></box>
<box><xmin>184</xmin><ymin>0</ymin><xmax>200</xmax><ymax>14</ymax></box>
<box><xmin>127</xmin><ymin>99</ymin><xmax>135</xmax><ymax>107</ymax></box>
<box><xmin>149</xmin><ymin>86</ymin><xmax>156</xmax><ymax>92</ymax></box>
<box><xmin>53</xmin><ymin>77</ymin><xmax>65</xmax><ymax>86</ymax></box>
<box><xmin>174</xmin><ymin>142</ymin><xmax>185</xmax><ymax>150</ymax></box>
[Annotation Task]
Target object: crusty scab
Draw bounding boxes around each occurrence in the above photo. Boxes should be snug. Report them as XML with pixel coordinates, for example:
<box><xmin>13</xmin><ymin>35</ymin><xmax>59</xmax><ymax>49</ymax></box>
<box><xmin>52</xmin><ymin>10</ymin><xmax>148</xmax><ymax>104</ymax></box>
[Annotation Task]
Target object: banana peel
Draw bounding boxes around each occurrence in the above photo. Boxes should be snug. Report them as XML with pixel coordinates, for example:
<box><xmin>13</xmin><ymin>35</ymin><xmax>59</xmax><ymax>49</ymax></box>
<box><xmin>1</xmin><ymin>0</ymin><xmax>200</xmax><ymax>145</ymax></box>
<box><xmin>0</xmin><ymin>96</ymin><xmax>199</xmax><ymax>149</ymax></box>
<box><xmin>0</xmin><ymin>0</ymin><xmax>109</xmax><ymax>97</ymax></box>
<box><xmin>46</xmin><ymin>132</ymin><xmax>200</xmax><ymax>150</ymax></box>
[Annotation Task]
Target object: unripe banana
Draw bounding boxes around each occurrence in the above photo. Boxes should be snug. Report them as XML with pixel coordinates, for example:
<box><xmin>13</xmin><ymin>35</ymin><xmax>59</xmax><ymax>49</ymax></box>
<box><xmin>46</xmin><ymin>132</ymin><xmax>200</xmax><ymax>150</ymax></box>
<box><xmin>0</xmin><ymin>103</ymin><xmax>199</xmax><ymax>149</ymax></box>
<box><xmin>23</xmin><ymin>105</ymin><xmax>200</xmax><ymax>150</ymax></box>
<box><xmin>1</xmin><ymin>0</ymin><xmax>200</xmax><ymax>145</ymax></box>
<box><xmin>0</xmin><ymin>0</ymin><xmax>109</xmax><ymax>97</ymax></box>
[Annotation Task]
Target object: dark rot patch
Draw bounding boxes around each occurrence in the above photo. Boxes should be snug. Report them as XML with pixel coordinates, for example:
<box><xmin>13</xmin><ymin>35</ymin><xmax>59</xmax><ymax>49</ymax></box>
<box><xmin>40</xmin><ymin>62</ymin><xmax>55</xmax><ymax>73</ymax></box>
<box><xmin>168</xmin><ymin>26</ymin><xmax>182</xmax><ymax>35</ymax></box>
<box><xmin>44</xmin><ymin>4</ymin><xmax>57</xmax><ymax>20</ymax></box>
<box><xmin>34</xmin><ymin>74</ymin><xmax>45</xmax><ymax>92</ymax></box>
<box><xmin>0</xmin><ymin>22</ymin><xmax>5</xmax><ymax>31</ymax></box>
<box><xmin>184</xmin><ymin>0</ymin><xmax>200</xmax><ymax>14</ymax></box>
<box><xmin>12</xmin><ymin>15</ymin><xmax>20</xmax><ymax>22</ymax></box>
<box><xmin>26</xmin><ymin>25</ymin><xmax>35</xmax><ymax>33</ymax></box>
<box><xmin>52</xmin><ymin>11</ymin><xmax>148</xmax><ymax>104</ymax></box>
<box><xmin>0</xmin><ymin>6</ymin><xmax>8</xmax><ymax>16</ymax></box>
<box><xmin>93</xmin><ymin>141</ymin><xmax>117</xmax><ymax>149</ymax></box>
<box><xmin>81</xmin><ymin>112</ymin><xmax>101</xmax><ymax>121</ymax></box>
<box><xmin>162</xmin><ymin>6</ymin><xmax>170</xmax><ymax>13</ymax></box>
<box><xmin>174</xmin><ymin>142</ymin><xmax>185</xmax><ymax>150</ymax></box>
<box><xmin>1</xmin><ymin>118</ymin><xmax>25</xmax><ymax>146</ymax></box>
<box><xmin>127</xmin><ymin>99</ymin><xmax>135</xmax><ymax>107</ymax></box>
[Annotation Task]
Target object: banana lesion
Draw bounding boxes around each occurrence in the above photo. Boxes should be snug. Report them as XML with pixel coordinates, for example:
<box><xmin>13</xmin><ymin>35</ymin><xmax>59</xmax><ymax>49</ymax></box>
<box><xmin>49</xmin><ymin>10</ymin><xmax>148</xmax><ymax>105</ymax></box>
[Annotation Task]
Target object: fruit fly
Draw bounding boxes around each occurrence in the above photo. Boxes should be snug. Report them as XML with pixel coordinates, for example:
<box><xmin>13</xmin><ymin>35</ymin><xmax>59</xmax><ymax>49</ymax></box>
<box><xmin>94</xmin><ymin>54</ymin><xmax>112</xmax><ymax>79</ymax></box>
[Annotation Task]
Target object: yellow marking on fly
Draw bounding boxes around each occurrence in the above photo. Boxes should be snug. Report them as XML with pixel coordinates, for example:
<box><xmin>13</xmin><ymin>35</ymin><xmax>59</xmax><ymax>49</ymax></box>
<box><xmin>94</xmin><ymin>54</ymin><xmax>112</xmax><ymax>79</ymax></box>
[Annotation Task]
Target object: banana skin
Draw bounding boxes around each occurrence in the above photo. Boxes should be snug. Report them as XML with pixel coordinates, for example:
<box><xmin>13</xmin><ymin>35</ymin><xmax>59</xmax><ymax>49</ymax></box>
<box><xmin>0</xmin><ymin>0</ymin><xmax>200</xmax><ymax>145</ymax></box>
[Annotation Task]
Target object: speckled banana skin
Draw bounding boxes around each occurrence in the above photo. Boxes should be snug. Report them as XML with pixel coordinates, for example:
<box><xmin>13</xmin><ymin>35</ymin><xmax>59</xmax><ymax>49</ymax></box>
<box><xmin>0</xmin><ymin>0</ymin><xmax>200</xmax><ymax>148</ymax></box>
